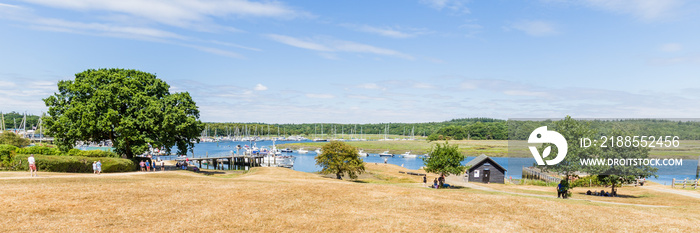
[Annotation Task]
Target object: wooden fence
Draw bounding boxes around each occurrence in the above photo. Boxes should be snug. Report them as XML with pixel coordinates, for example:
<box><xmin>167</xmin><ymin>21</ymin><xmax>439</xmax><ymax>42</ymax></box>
<box><xmin>671</xmin><ymin>178</ymin><xmax>699</xmax><ymax>189</ymax></box>
<box><xmin>522</xmin><ymin>166</ymin><xmax>561</xmax><ymax>183</ymax></box>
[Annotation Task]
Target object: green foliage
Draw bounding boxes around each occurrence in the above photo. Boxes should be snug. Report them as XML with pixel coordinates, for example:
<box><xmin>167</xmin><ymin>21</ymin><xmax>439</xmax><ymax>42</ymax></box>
<box><xmin>0</xmin><ymin>144</ymin><xmax>18</xmax><ymax>168</ymax></box>
<box><xmin>74</xmin><ymin>150</ymin><xmax>119</xmax><ymax>158</ymax></box>
<box><xmin>13</xmin><ymin>154</ymin><xmax>135</xmax><ymax>173</ymax></box>
<box><xmin>541</xmin><ymin>116</ymin><xmax>598</xmax><ymax>180</ymax></box>
<box><xmin>315</xmin><ymin>141</ymin><xmax>365</xmax><ymax>179</ymax></box>
<box><xmin>203</xmin><ymin>118</ymin><xmax>507</xmax><ymax>139</ymax></box>
<box><xmin>519</xmin><ymin>179</ymin><xmax>559</xmax><ymax>186</ymax></box>
<box><xmin>0</xmin><ymin>132</ymin><xmax>30</xmax><ymax>147</ymax></box>
<box><xmin>422</xmin><ymin>141</ymin><xmax>467</xmax><ymax>176</ymax></box>
<box><xmin>43</xmin><ymin>68</ymin><xmax>205</xmax><ymax>158</ymax></box>
<box><xmin>15</xmin><ymin>146</ymin><xmax>61</xmax><ymax>156</ymax></box>
<box><xmin>2</xmin><ymin>112</ymin><xmax>40</xmax><ymax>131</ymax></box>
<box><xmin>571</xmin><ymin>175</ymin><xmax>604</xmax><ymax>188</ymax></box>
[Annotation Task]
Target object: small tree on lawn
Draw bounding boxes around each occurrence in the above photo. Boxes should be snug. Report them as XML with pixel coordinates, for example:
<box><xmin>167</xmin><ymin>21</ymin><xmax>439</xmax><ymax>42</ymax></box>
<box><xmin>315</xmin><ymin>141</ymin><xmax>365</xmax><ymax>180</ymax></box>
<box><xmin>423</xmin><ymin>141</ymin><xmax>467</xmax><ymax>188</ymax></box>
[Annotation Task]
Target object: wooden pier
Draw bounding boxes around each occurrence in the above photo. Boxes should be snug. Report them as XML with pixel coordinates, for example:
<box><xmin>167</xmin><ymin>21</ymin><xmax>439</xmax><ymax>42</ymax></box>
<box><xmin>175</xmin><ymin>155</ymin><xmax>265</xmax><ymax>170</ymax></box>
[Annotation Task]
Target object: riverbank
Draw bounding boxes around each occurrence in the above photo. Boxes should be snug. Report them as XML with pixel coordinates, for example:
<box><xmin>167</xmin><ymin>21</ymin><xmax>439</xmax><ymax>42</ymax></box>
<box><xmin>2</xmin><ymin>166</ymin><xmax>699</xmax><ymax>232</ymax></box>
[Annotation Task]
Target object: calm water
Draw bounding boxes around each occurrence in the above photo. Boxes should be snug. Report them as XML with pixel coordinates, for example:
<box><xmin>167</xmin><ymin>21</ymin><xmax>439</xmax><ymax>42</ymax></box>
<box><xmin>167</xmin><ymin>141</ymin><xmax>698</xmax><ymax>185</ymax></box>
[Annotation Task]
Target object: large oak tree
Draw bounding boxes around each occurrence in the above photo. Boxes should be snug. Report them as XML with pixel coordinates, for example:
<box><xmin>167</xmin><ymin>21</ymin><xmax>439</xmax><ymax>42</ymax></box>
<box><xmin>43</xmin><ymin>68</ymin><xmax>205</xmax><ymax>158</ymax></box>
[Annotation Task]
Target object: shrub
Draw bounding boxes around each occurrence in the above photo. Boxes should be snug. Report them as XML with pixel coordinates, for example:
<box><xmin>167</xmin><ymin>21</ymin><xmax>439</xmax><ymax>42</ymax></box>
<box><xmin>0</xmin><ymin>132</ymin><xmax>30</xmax><ymax>147</ymax></box>
<box><xmin>15</xmin><ymin>146</ymin><xmax>61</xmax><ymax>156</ymax></box>
<box><xmin>0</xmin><ymin>144</ymin><xmax>18</xmax><ymax>168</ymax></box>
<box><xmin>76</xmin><ymin>150</ymin><xmax>119</xmax><ymax>158</ymax></box>
<box><xmin>572</xmin><ymin>175</ymin><xmax>603</xmax><ymax>187</ymax></box>
<box><xmin>520</xmin><ymin>179</ymin><xmax>559</xmax><ymax>187</ymax></box>
<box><xmin>12</xmin><ymin>154</ymin><xmax>135</xmax><ymax>173</ymax></box>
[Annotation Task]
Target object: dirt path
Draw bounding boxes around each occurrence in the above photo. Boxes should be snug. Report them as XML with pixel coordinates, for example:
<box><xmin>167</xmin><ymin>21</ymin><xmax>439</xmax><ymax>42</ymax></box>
<box><xmin>640</xmin><ymin>184</ymin><xmax>700</xmax><ymax>199</ymax></box>
<box><xmin>445</xmin><ymin>175</ymin><xmax>669</xmax><ymax>208</ymax></box>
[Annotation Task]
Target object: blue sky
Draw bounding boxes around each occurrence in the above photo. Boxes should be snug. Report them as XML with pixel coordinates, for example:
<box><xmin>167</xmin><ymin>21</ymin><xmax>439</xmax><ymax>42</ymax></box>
<box><xmin>1</xmin><ymin>0</ymin><xmax>699</xmax><ymax>123</ymax></box>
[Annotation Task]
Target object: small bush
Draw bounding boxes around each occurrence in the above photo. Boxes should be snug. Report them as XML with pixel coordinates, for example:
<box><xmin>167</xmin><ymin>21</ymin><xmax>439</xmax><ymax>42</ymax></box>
<box><xmin>76</xmin><ymin>150</ymin><xmax>119</xmax><ymax>158</ymax></box>
<box><xmin>0</xmin><ymin>144</ymin><xmax>18</xmax><ymax>168</ymax></box>
<box><xmin>520</xmin><ymin>179</ymin><xmax>559</xmax><ymax>186</ymax></box>
<box><xmin>12</xmin><ymin>154</ymin><xmax>135</xmax><ymax>173</ymax></box>
<box><xmin>572</xmin><ymin>175</ymin><xmax>603</xmax><ymax>187</ymax></box>
<box><xmin>15</xmin><ymin>146</ymin><xmax>61</xmax><ymax>156</ymax></box>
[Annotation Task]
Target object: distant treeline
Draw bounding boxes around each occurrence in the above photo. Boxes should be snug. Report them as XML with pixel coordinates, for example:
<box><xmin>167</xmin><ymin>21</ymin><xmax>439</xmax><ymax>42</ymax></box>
<box><xmin>203</xmin><ymin>118</ymin><xmax>504</xmax><ymax>138</ymax></box>
<box><xmin>508</xmin><ymin>119</ymin><xmax>700</xmax><ymax>140</ymax></box>
<box><xmin>205</xmin><ymin>118</ymin><xmax>700</xmax><ymax>141</ymax></box>
<box><xmin>1</xmin><ymin>112</ymin><xmax>41</xmax><ymax>130</ymax></box>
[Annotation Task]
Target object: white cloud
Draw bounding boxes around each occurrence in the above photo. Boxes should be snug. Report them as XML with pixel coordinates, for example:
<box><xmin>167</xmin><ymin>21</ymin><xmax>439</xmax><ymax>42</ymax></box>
<box><xmin>503</xmin><ymin>90</ymin><xmax>550</xmax><ymax>97</ymax></box>
<box><xmin>412</xmin><ymin>82</ymin><xmax>436</xmax><ymax>89</ymax></box>
<box><xmin>266</xmin><ymin>34</ymin><xmax>332</xmax><ymax>51</ymax></box>
<box><xmin>266</xmin><ymin>34</ymin><xmax>414</xmax><ymax>60</ymax></box>
<box><xmin>357</xmin><ymin>83</ymin><xmax>384</xmax><ymax>90</ymax></box>
<box><xmin>254</xmin><ymin>84</ymin><xmax>268</xmax><ymax>91</ymax></box>
<box><xmin>0</xmin><ymin>2</ymin><xmax>252</xmax><ymax>58</ymax></box>
<box><xmin>582</xmin><ymin>0</ymin><xmax>684</xmax><ymax>21</ymax></box>
<box><xmin>305</xmin><ymin>93</ymin><xmax>335</xmax><ymax>99</ymax></box>
<box><xmin>343</xmin><ymin>24</ymin><xmax>430</xmax><ymax>39</ymax></box>
<box><xmin>659</xmin><ymin>43</ymin><xmax>682</xmax><ymax>52</ymax></box>
<box><xmin>420</xmin><ymin>0</ymin><xmax>470</xmax><ymax>14</ymax></box>
<box><xmin>508</xmin><ymin>20</ymin><xmax>558</xmax><ymax>37</ymax></box>
<box><xmin>17</xmin><ymin>0</ymin><xmax>308</xmax><ymax>29</ymax></box>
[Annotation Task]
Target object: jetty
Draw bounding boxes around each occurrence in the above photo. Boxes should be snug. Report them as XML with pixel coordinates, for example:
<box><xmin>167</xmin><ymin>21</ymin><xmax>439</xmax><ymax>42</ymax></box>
<box><xmin>175</xmin><ymin>155</ymin><xmax>265</xmax><ymax>170</ymax></box>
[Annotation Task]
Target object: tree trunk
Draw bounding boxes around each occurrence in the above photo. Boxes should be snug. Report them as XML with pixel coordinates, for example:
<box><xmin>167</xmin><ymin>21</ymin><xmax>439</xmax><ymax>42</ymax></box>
<box><xmin>336</xmin><ymin>172</ymin><xmax>342</xmax><ymax>180</ymax></box>
<box><xmin>611</xmin><ymin>182</ymin><xmax>616</xmax><ymax>196</ymax></box>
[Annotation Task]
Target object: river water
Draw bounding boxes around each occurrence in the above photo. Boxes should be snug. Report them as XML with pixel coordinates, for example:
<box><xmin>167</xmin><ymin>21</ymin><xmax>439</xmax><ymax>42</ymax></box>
<box><xmin>165</xmin><ymin>141</ymin><xmax>698</xmax><ymax>185</ymax></box>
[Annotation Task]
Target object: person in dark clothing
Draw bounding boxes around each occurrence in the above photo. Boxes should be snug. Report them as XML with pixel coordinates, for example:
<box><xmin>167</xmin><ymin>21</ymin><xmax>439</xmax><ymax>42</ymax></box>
<box><xmin>423</xmin><ymin>175</ymin><xmax>427</xmax><ymax>187</ymax></box>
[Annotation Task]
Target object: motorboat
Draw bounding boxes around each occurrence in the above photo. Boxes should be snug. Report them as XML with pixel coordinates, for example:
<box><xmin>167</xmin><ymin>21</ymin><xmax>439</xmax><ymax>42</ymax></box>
<box><xmin>358</xmin><ymin>150</ymin><xmax>368</xmax><ymax>157</ymax></box>
<box><xmin>378</xmin><ymin>151</ymin><xmax>393</xmax><ymax>157</ymax></box>
<box><xmin>401</xmin><ymin>151</ymin><xmax>418</xmax><ymax>158</ymax></box>
<box><xmin>280</xmin><ymin>148</ymin><xmax>293</xmax><ymax>153</ymax></box>
<box><xmin>298</xmin><ymin>148</ymin><xmax>309</xmax><ymax>154</ymax></box>
<box><xmin>314</xmin><ymin>148</ymin><xmax>322</xmax><ymax>154</ymax></box>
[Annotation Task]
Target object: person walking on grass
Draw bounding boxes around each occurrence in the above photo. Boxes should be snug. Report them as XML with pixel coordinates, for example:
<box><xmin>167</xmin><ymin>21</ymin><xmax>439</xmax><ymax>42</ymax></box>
<box><xmin>139</xmin><ymin>161</ymin><xmax>145</xmax><ymax>172</ymax></box>
<box><xmin>93</xmin><ymin>161</ymin><xmax>97</xmax><ymax>174</ymax></box>
<box><xmin>161</xmin><ymin>160</ymin><xmax>165</xmax><ymax>171</ymax></box>
<box><xmin>423</xmin><ymin>175</ymin><xmax>427</xmax><ymax>187</ymax></box>
<box><xmin>145</xmin><ymin>160</ymin><xmax>150</xmax><ymax>172</ymax></box>
<box><xmin>96</xmin><ymin>160</ymin><xmax>102</xmax><ymax>175</ymax></box>
<box><xmin>28</xmin><ymin>154</ymin><xmax>37</xmax><ymax>177</ymax></box>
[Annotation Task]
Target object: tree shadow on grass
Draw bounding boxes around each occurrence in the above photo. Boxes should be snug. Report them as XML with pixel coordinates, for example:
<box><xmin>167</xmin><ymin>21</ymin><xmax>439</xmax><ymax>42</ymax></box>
<box><xmin>576</xmin><ymin>191</ymin><xmax>643</xmax><ymax>199</ymax></box>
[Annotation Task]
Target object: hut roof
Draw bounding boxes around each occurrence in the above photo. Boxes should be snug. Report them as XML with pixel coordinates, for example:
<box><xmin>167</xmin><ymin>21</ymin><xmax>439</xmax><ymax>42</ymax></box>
<box><xmin>465</xmin><ymin>154</ymin><xmax>507</xmax><ymax>172</ymax></box>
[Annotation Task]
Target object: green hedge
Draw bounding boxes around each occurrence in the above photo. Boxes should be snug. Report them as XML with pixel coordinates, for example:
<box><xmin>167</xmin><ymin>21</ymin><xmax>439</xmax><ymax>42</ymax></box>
<box><xmin>15</xmin><ymin>146</ymin><xmax>61</xmax><ymax>156</ymax></box>
<box><xmin>12</xmin><ymin>154</ymin><xmax>135</xmax><ymax>173</ymax></box>
<box><xmin>0</xmin><ymin>144</ymin><xmax>18</xmax><ymax>168</ymax></box>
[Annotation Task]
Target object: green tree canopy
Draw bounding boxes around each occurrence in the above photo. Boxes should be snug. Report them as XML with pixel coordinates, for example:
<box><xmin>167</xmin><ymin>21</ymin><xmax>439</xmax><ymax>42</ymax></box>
<box><xmin>315</xmin><ymin>141</ymin><xmax>365</xmax><ymax>179</ymax></box>
<box><xmin>423</xmin><ymin>141</ymin><xmax>467</xmax><ymax>177</ymax></box>
<box><xmin>43</xmin><ymin>68</ymin><xmax>205</xmax><ymax>158</ymax></box>
<box><xmin>542</xmin><ymin>116</ymin><xmax>597</xmax><ymax>181</ymax></box>
<box><xmin>0</xmin><ymin>132</ymin><xmax>30</xmax><ymax>147</ymax></box>
<box><xmin>585</xmin><ymin>129</ymin><xmax>658</xmax><ymax>195</ymax></box>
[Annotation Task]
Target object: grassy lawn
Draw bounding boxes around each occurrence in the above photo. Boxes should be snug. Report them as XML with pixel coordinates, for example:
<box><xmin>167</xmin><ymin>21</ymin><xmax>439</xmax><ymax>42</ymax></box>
<box><xmin>2</xmin><ymin>165</ymin><xmax>699</xmax><ymax>232</ymax></box>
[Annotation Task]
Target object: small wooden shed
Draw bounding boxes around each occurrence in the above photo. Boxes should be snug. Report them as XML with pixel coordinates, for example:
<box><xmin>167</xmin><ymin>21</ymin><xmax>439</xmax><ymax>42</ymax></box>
<box><xmin>465</xmin><ymin>154</ymin><xmax>507</xmax><ymax>184</ymax></box>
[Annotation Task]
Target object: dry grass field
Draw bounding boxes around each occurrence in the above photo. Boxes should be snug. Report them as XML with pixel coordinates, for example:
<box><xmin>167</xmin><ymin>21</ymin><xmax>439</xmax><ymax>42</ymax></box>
<box><xmin>1</xmin><ymin>165</ymin><xmax>699</xmax><ymax>232</ymax></box>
